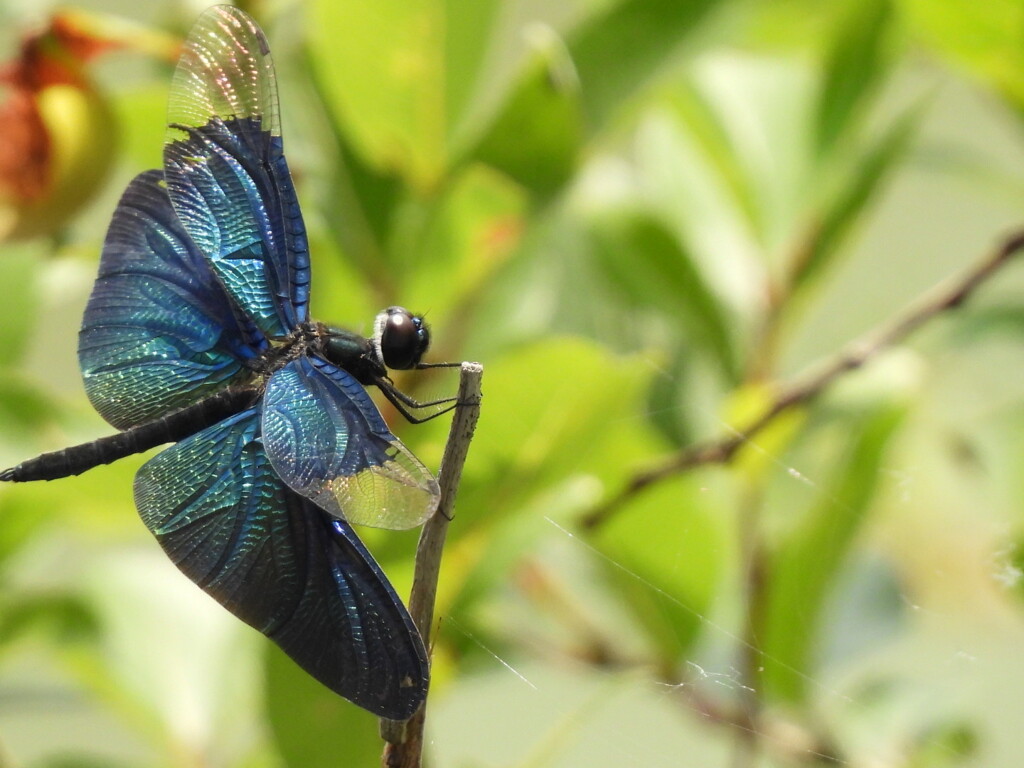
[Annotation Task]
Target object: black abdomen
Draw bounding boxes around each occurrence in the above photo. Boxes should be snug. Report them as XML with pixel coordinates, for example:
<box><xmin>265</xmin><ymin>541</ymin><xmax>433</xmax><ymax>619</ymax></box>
<box><xmin>1</xmin><ymin>387</ymin><xmax>260</xmax><ymax>483</ymax></box>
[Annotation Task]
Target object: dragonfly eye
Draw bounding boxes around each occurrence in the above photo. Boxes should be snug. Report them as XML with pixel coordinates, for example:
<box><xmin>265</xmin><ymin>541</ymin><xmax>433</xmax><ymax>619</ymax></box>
<box><xmin>376</xmin><ymin>307</ymin><xmax>430</xmax><ymax>370</ymax></box>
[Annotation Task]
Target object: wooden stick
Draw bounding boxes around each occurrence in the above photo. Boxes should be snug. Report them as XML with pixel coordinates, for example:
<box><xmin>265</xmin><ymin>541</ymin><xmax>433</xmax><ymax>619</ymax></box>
<box><xmin>381</xmin><ymin>362</ymin><xmax>483</xmax><ymax>767</ymax></box>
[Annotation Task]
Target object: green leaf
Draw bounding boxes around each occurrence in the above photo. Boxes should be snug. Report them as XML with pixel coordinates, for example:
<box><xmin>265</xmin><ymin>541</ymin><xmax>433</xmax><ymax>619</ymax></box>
<box><xmin>946</xmin><ymin>303</ymin><xmax>1024</xmax><ymax>345</ymax></box>
<box><xmin>468</xmin><ymin>36</ymin><xmax>584</xmax><ymax>198</ymax></box>
<box><xmin>405</xmin><ymin>164</ymin><xmax>526</xmax><ymax>332</ymax></box>
<box><xmin>0</xmin><ymin>248</ymin><xmax>40</xmax><ymax>367</ymax></box>
<box><xmin>86</xmin><ymin>552</ymin><xmax>266</xmax><ymax>758</ymax></box>
<box><xmin>0</xmin><ymin>374</ymin><xmax>60</xmax><ymax>456</ymax></box>
<box><xmin>815</xmin><ymin>0</ymin><xmax>895</xmax><ymax>157</ymax></box>
<box><xmin>662</xmin><ymin>81</ymin><xmax>762</xmax><ymax>237</ymax></box>
<box><xmin>908</xmin><ymin>720</ymin><xmax>979</xmax><ymax>766</ymax></box>
<box><xmin>265</xmin><ymin>643</ymin><xmax>383</xmax><ymax>768</ymax></box>
<box><xmin>591</xmin><ymin>474</ymin><xmax>727</xmax><ymax>665</ymax></box>
<box><xmin>35</xmin><ymin>759</ymin><xmax>134</xmax><ymax>768</ymax></box>
<box><xmin>441</xmin><ymin>0</ymin><xmax>502</xmax><ymax>136</ymax></box>
<box><xmin>640</xmin><ymin>57</ymin><xmax>816</xmax><ymax>261</ymax></box>
<box><xmin>901</xmin><ymin>0</ymin><xmax>1024</xmax><ymax>111</ymax></box>
<box><xmin>588</xmin><ymin>210</ymin><xmax>739</xmax><ymax>380</ymax></box>
<box><xmin>305</xmin><ymin>76</ymin><xmax>405</xmax><ymax>287</ymax></box>
<box><xmin>793</xmin><ymin>100</ymin><xmax>925</xmax><ymax>291</ymax></box>
<box><xmin>457</xmin><ymin>337</ymin><xmax>655</xmax><ymax>522</ymax></box>
<box><xmin>758</xmin><ymin>401</ymin><xmax>908</xmax><ymax>703</ymax></box>
<box><xmin>568</xmin><ymin>0</ymin><xmax>723</xmax><ymax>134</ymax></box>
<box><xmin>112</xmin><ymin>85</ymin><xmax>169</xmax><ymax>173</ymax></box>
<box><xmin>308</xmin><ymin>0</ymin><xmax>446</xmax><ymax>188</ymax></box>
<box><xmin>442</xmin><ymin>338</ymin><xmax>660</xmax><ymax>616</ymax></box>
<box><xmin>0</xmin><ymin>593</ymin><xmax>98</xmax><ymax>650</ymax></box>
<box><xmin>307</xmin><ymin>0</ymin><xmax>501</xmax><ymax>190</ymax></box>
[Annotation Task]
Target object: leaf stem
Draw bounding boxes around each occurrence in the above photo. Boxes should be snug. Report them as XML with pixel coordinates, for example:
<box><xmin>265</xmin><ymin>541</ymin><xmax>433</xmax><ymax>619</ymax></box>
<box><xmin>582</xmin><ymin>228</ymin><xmax>1024</xmax><ymax>529</ymax></box>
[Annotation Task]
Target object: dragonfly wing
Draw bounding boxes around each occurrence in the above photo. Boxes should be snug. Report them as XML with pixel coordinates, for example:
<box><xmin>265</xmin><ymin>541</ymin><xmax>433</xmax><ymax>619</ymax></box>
<box><xmin>262</xmin><ymin>357</ymin><xmax>440</xmax><ymax>530</ymax></box>
<box><xmin>134</xmin><ymin>408</ymin><xmax>429</xmax><ymax>718</ymax></box>
<box><xmin>163</xmin><ymin>5</ymin><xmax>310</xmax><ymax>337</ymax></box>
<box><xmin>78</xmin><ymin>170</ymin><xmax>261</xmax><ymax>430</ymax></box>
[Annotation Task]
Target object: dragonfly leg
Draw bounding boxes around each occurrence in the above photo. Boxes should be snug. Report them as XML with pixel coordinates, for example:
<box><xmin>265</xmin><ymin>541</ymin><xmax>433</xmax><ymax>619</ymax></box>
<box><xmin>375</xmin><ymin>377</ymin><xmax>459</xmax><ymax>424</ymax></box>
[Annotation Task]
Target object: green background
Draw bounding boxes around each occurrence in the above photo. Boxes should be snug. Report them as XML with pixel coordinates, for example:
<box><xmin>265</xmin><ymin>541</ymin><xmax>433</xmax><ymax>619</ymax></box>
<box><xmin>1</xmin><ymin>0</ymin><xmax>1024</xmax><ymax>765</ymax></box>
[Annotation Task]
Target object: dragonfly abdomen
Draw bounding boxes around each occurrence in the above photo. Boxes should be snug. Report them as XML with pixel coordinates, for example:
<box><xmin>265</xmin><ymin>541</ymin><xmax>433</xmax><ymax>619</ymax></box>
<box><xmin>0</xmin><ymin>386</ymin><xmax>261</xmax><ymax>483</ymax></box>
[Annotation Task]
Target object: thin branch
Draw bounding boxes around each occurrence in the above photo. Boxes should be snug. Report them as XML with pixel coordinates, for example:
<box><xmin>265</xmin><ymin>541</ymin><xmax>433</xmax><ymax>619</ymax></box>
<box><xmin>731</xmin><ymin>483</ymin><xmax>767</xmax><ymax>768</ymax></box>
<box><xmin>582</xmin><ymin>229</ymin><xmax>1024</xmax><ymax>530</ymax></box>
<box><xmin>380</xmin><ymin>362</ymin><xmax>484</xmax><ymax>768</ymax></box>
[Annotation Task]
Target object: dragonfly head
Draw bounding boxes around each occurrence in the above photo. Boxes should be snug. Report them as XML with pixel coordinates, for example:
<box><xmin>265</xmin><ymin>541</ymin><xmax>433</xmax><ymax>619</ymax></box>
<box><xmin>373</xmin><ymin>306</ymin><xmax>430</xmax><ymax>371</ymax></box>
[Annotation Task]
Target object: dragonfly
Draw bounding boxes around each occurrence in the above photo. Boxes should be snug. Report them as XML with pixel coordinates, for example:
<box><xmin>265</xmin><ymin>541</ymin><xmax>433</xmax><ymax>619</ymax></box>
<box><xmin>0</xmin><ymin>5</ymin><xmax>454</xmax><ymax>719</ymax></box>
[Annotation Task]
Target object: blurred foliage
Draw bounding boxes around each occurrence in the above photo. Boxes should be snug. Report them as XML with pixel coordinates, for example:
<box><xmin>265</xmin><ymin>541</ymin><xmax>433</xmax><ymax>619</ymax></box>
<box><xmin>1</xmin><ymin>0</ymin><xmax>1024</xmax><ymax>766</ymax></box>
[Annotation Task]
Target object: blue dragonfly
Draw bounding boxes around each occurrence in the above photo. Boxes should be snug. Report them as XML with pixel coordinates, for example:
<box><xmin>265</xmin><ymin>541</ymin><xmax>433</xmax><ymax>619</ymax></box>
<box><xmin>0</xmin><ymin>5</ymin><xmax>454</xmax><ymax>719</ymax></box>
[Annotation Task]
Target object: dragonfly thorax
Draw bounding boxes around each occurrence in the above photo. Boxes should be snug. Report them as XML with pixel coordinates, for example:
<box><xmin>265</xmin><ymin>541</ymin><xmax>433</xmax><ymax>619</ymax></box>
<box><xmin>318</xmin><ymin>307</ymin><xmax>429</xmax><ymax>384</ymax></box>
<box><xmin>249</xmin><ymin>309</ymin><xmax>429</xmax><ymax>387</ymax></box>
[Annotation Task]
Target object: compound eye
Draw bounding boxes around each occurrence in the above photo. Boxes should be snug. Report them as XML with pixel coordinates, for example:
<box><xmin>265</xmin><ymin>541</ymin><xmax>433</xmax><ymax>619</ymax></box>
<box><xmin>379</xmin><ymin>308</ymin><xmax>429</xmax><ymax>369</ymax></box>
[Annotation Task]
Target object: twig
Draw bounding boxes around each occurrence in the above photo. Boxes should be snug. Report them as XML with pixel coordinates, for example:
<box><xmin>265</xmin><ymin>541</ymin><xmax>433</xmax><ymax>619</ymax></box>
<box><xmin>380</xmin><ymin>362</ymin><xmax>484</xmax><ymax>768</ymax></box>
<box><xmin>730</xmin><ymin>483</ymin><xmax>767</xmax><ymax>768</ymax></box>
<box><xmin>581</xmin><ymin>229</ymin><xmax>1024</xmax><ymax>530</ymax></box>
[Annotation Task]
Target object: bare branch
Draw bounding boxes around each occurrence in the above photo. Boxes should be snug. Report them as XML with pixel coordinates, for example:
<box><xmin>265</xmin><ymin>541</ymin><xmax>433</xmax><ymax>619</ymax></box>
<box><xmin>380</xmin><ymin>362</ymin><xmax>484</xmax><ymax>767</ymax></box>
<box><xmin>582</xmin><ymin>229</ymin><xmax>1024</xmax><ymax>530</ymax></box>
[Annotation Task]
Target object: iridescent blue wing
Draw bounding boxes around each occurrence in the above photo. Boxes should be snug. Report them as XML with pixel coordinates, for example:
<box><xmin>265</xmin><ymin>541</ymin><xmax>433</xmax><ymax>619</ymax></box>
<box><xmin>262</xmin><ymin>357</ymin><xmax>440</xmax><ymax>530</ymax></box>
<box><xmin>134</xmin><ymin>409</ymin><xmax>429</xmax><ymax>718</ymax></box>
<box><xmin>78</xmin><ymin>170</ymin><xmax>262</xmax><ymax>430</ymax></box>
<box><xmin>163</xmin><ymin>5</ymin><xmax>310</xmax><ymax>338</ymax></box>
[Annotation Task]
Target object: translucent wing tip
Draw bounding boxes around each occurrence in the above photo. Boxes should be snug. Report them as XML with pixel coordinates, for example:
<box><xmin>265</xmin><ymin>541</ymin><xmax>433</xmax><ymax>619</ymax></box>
<box><xmin>167</xmin><ymin>4</ymin><xmax>280</xmax><ymax>141</ymax></box>
<box><xmin>330</xmin><ymin>452</ymin><xmax>441</xmax><ymax>530</ymax></box>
